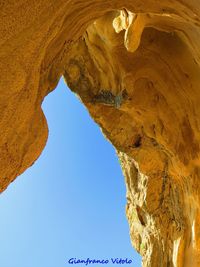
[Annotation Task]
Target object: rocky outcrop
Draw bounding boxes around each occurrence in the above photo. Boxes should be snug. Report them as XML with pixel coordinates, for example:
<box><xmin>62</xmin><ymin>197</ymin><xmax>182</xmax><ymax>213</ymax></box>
<box><xmin>1</xmin><ymin>1</ymin><xmax>200</xmax><ymax>266</ymax></box>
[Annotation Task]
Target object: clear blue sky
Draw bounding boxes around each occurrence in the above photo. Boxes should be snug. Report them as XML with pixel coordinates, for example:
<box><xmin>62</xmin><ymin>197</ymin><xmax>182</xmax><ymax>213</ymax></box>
<box><xmin>0</xmin><ymin>78</ymin><xmax>141</xmax><ymax>267</ymax></box>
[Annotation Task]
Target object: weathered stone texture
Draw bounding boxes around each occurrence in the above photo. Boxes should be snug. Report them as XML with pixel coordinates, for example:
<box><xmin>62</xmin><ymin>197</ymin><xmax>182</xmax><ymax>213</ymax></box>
<box><xmin>1</xmin><ymin>1</ymin><xmax>200</xmax><ymax>266</ymax></box>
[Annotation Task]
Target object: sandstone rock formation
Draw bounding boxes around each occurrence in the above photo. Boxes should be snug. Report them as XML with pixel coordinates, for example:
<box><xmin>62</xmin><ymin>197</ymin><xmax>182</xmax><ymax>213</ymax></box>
<box><xmin>1</xmin><ymin>1</ymin><xmax>200</xmax><ymax>266</ymax></box>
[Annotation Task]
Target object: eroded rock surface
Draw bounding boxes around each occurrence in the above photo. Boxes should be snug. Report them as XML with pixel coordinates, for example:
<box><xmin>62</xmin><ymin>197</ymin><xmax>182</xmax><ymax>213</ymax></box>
<box><xmin>1</xmin><ymin>1</ymin><xmax>200</xmax><ymax>266</ymax></box>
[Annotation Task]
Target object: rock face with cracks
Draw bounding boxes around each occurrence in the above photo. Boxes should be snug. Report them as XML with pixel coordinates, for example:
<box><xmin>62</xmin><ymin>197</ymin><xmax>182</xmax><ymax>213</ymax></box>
<box><xmin>1</xmin><ymin>1</ymin><xmax>200</xmax><ymax>266</ymax></box>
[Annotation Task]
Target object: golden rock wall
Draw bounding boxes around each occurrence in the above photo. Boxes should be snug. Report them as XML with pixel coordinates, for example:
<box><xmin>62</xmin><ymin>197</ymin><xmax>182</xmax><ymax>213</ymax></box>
<box><xmin>1</xmin><ymin>1</ymin><xmax>200</xmax><ymax>266</ymax></box>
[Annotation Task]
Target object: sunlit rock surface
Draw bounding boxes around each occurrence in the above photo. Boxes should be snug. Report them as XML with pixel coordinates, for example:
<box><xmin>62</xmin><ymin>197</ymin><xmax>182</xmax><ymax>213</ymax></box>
<box><xmin>1</xmin><ymin>1</ymin><xmax>200</xmax><ymax>266</ymax></box>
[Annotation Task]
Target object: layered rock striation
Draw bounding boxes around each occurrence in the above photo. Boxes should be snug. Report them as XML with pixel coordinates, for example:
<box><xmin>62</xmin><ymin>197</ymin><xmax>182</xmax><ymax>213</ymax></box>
<box><xmin>1</xmin><ymin>1</ymin><xmax>200</xmax><ymax>266</ymax></box>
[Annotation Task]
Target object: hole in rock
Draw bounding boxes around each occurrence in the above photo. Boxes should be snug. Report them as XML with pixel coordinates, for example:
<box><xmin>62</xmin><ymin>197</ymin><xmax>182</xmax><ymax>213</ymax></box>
<box><xmin>133</xmin><ymin>135</ymin><xmax>142</xmax><ymax>148</ymax></box>
<box><xmin>0</xmin><ymin>78</ymin><xmax>141</xmax><ymax>267</ymax></box>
